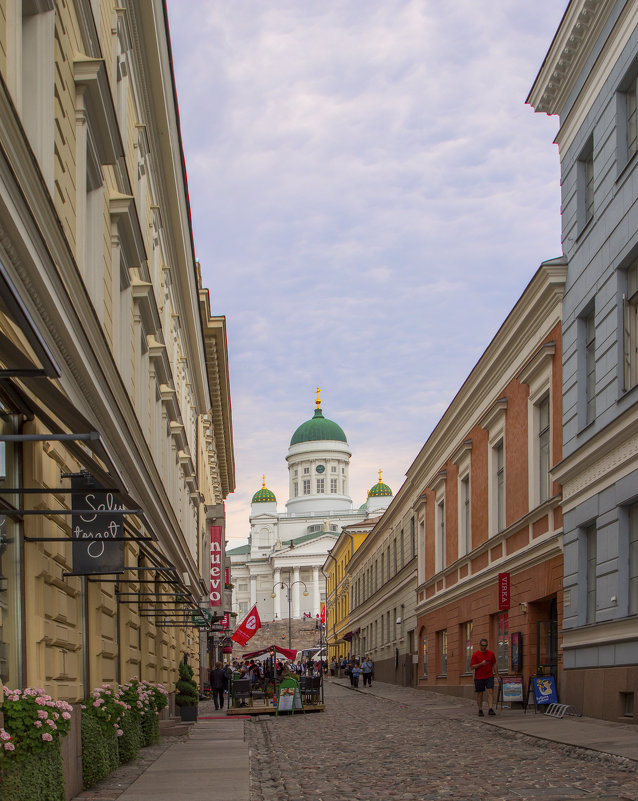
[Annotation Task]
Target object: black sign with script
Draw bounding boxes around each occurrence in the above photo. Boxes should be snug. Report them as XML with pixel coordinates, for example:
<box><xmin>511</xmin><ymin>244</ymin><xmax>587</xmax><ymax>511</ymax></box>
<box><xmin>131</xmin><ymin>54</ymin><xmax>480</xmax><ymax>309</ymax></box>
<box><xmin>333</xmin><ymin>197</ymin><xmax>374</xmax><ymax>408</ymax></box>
<box><xmin>71</xmin><ymin>475</ymin><xmax>125</xmax><ymax>575</ymax></box>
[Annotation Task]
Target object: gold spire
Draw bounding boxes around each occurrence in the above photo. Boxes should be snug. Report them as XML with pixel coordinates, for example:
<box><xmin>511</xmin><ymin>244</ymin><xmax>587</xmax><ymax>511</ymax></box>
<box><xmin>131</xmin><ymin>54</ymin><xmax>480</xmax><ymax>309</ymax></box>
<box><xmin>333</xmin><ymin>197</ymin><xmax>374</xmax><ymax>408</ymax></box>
<box><xmin>262</xmin><ymin>474</ymin><xmax>266</xmax><ymax>489</ymax></box>
<box><xmin>378</xmin><ymin>468</ymin><xmax>383</xmax><ymax>483</ymax></box>
<box><xmin>315</xmin><ymin>387</ymin><xmax>321</xmax><ymax>408</ymax></box>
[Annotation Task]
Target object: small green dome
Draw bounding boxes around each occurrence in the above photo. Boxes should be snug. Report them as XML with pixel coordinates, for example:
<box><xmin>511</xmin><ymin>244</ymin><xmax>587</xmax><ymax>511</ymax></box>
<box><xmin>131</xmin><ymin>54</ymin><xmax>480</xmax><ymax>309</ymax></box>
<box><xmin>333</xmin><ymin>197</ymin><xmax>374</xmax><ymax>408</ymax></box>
<box><xmin>368</xmin><ymin>481</ymin><xmax>392</xmax><ymax>498</ymax></box>
<box><xmin>290</xmin><ymin>407</ymin><xmax>347</xmax><ymax>446</ymax></box>
<box><xmin>252</xmin><ymin>478</ymin><xmax>276</xmax><ymax>503</ymax></box>
<box><xmin>359</xmin><ymin>501</ymin><xmax>368</xmax><ymax>510</ymax></box>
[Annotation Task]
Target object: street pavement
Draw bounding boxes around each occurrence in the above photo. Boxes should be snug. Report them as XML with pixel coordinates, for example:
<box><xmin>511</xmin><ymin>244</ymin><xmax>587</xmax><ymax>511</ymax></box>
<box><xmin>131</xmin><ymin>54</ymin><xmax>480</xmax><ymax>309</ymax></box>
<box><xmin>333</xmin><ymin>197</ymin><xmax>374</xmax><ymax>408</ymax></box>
<box><xmin>249</xmin><ymin>678</ymin><xmax>638</xmax><ymax>801</ymax></box>
<box><xmin>73</xmin><ymin>679</ymin><xmax>638</xmax><ymax>801</ymax></box>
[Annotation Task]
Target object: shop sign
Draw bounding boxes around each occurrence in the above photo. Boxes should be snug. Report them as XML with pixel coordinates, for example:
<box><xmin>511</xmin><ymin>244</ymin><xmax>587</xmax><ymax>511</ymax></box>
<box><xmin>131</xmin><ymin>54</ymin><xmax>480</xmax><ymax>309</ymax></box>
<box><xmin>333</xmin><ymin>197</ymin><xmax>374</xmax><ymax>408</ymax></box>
<box><xmin>498</xmin><ymin>572</ymin><xmax>510</xmax><ymax>610</ymax></box>
<box><xmin>209</xmin><ymin>525</ymin><xmax>222</xmax><ymax>608</ymax></box>
<box><xmin>71</xmin><ymin>475</ymin><xmax>124</xmax><ymax>575</ymax></box>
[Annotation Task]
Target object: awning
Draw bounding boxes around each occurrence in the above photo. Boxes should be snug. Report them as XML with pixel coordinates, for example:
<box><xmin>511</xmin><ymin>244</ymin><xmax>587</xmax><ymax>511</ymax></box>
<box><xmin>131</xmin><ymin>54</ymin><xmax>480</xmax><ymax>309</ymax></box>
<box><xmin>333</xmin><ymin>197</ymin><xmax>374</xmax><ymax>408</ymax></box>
<box><xmin>241</xmin><ymin>644</ymin><xmax>298</xmax><ymax>661</ymax></box>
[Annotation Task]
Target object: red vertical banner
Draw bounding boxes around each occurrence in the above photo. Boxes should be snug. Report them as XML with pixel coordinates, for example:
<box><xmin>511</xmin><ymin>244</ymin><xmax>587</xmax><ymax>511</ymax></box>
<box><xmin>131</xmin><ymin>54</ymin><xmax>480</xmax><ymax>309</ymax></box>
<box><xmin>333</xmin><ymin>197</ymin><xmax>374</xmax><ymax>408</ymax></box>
<box><xmin>498</xmin><ymin>572</ymin><xmax>510</xmax><ymax>610</ymax></box>
<box><xmin>209</xmin><ymin>525</ymin><xmax>223</xmax><ymax>609</ymax></box>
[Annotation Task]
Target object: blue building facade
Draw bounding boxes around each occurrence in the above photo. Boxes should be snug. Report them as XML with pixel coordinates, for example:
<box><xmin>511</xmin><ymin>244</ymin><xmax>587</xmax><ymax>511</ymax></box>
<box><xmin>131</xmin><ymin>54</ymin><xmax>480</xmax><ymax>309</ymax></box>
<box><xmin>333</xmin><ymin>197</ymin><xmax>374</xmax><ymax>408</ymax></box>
<box><xmin>529</xmin><ymin>0</ymin><xmax>638</xmax><ymax>721</ymax></box>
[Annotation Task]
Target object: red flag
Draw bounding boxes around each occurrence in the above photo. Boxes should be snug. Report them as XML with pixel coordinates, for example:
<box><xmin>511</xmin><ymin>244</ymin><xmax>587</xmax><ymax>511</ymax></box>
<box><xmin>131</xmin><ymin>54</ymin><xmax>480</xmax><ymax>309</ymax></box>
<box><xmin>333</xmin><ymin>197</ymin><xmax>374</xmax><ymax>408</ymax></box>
<box><xmin>231</xmin><ymin>605</ymin><xmax>261</xmax><ymax>646</ymax></box>
<box><xmin>320</xmin><ymin>604</ymin><xmax>325</xmax><ymax>624</ymax></box>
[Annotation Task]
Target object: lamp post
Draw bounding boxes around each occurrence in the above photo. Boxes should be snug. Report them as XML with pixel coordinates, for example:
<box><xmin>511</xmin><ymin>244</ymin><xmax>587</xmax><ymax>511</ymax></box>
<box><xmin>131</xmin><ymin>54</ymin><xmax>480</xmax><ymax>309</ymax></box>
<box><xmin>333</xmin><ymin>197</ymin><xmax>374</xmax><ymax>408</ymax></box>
<box><xmin>271</xmin><ymin>578</ymin><xmax>309</xmax><ymax>650</ymax></box>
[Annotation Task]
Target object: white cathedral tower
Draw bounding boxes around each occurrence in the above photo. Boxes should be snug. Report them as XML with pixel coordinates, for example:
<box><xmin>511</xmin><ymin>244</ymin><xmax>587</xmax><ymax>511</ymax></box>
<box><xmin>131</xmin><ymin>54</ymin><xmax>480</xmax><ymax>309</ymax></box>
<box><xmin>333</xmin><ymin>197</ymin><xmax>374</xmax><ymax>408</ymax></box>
<box><xmin>228</xmin><ymin>391</ymin><xmax>393</xmax><ymax>624</ymax></box>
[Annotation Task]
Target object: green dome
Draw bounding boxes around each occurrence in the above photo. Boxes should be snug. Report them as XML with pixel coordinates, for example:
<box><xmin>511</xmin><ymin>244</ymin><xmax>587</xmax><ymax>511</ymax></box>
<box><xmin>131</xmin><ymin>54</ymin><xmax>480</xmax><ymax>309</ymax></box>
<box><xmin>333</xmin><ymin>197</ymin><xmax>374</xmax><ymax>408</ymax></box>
<box><xmin>368</xmin><ymin>481</ymin><xmax>393</xmax><ymax>498</ymax></box>
<box><xmin>252</xmin><ymin>487</ymin><xmax>276</xmax><ymax>503</ymax></box>
<box><xmin>290</xmin><ymin>407</ymin><xmax>347</xmax><ymax>446</ymax></box>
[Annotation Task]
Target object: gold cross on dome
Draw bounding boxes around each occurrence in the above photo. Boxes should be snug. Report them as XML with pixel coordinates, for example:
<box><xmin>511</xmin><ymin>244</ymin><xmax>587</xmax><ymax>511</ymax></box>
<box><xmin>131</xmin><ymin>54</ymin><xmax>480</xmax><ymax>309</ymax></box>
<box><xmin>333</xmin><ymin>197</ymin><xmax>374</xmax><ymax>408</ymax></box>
<box><xmin>315</xmin><ymin>387</ymin><xmax>321</xmax><ymax>408</ymax></box>
<box><xmin>262</xmin><ymin>474</ymin><xmax>266</xmax><ymax>488</ymax></box>
<box><xmin>378</xmin><ymin>469</ymin><xmax>383</xmax><ymax>483</ymax></box>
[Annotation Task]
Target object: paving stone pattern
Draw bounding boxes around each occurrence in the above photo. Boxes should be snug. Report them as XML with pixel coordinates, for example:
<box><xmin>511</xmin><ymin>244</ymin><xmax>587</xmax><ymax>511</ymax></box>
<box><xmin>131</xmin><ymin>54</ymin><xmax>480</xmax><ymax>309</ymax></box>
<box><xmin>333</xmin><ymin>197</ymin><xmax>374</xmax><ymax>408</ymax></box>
<box><xmin>247</xmin><ymin>681</ymin><xmax>638</xmax><ymax>801</ymax></box>
<box><xmin>72</xmin><ymin>734</ymin><xmax>187</xmax><ymax>801</ymax></box>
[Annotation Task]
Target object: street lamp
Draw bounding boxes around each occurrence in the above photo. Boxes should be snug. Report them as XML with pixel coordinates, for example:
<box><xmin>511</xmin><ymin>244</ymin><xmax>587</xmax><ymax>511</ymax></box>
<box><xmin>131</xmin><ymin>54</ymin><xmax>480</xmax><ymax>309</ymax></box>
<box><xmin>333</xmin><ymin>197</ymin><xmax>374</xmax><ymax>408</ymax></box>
<box><xmin>271</xmin><ymin>578</ymin><xmax>309</xmax><ymax>649</ymax></box>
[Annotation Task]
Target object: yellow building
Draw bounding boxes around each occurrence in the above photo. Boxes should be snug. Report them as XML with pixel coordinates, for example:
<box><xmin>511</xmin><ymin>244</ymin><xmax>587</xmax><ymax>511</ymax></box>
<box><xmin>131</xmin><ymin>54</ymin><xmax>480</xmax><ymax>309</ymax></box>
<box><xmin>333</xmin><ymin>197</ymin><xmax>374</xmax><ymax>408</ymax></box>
<box><xmin>323</xmin><ymin>517</ymin><xmax>379</xmax><ymax>660</ymax></box>
<box><xmin>0</xmin><ymin>0</ymin><xmax>234</xmax><ymax>728</ymax></box>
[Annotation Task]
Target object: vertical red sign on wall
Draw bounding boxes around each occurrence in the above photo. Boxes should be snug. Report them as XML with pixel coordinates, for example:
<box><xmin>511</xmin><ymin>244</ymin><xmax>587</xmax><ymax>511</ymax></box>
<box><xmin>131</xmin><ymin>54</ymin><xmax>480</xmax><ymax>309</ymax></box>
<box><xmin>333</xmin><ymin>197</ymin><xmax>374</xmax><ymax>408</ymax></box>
<box><xmin>209</xmin><ymin>525</ymin><xmax>223</xmax><ymax>609</ymax></box>
<box><xmin>498</xmin><ymin>572</ymin><xmax>510</xmax><ymax>610</ymax></box>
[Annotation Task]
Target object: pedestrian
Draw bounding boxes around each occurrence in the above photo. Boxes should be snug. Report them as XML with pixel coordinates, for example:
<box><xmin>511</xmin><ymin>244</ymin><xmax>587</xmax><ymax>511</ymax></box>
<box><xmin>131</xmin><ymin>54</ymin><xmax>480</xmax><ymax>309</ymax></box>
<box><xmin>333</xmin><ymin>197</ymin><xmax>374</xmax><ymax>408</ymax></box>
<box><xmin>330</xmin><ymin>657</ymin><xmax>336</xmax><ymax>677</ymax></box>
<box><xmin>351</xmin><ymin>660</ymin><xmax>361</xmax><ymax>688</ymax></box>
<box><xmin>209</xmin><ymin>661</ymin><xmax>227</xmax><ymax>711</ymax></box>
<box><xmin>469</xmin><ymin>638</ymin><xmax>498</xmax><ymax>717</ymax></box>
<box><xmin>361</xmin><ymin>655</ymin><xmax>374</xmax><ymax>687</ymax></box>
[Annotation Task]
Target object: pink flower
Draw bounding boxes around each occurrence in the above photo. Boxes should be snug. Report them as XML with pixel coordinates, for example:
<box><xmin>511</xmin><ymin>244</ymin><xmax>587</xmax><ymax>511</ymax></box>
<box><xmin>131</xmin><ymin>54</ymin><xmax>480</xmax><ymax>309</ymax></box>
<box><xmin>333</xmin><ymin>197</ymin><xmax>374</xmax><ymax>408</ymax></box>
<box><xmin>4</xmin><ymin>742</ymin><xmax>15</xmax><ymax>751</ymax></box>
<box><xmin>46</xmin><ymin>720</ymin><xmax>57</xmax><ymax>729</ymax></box>
<box><xmin>93</xmin><ymin>701</ymin><xmax>101</xmax><ymax>708</ymax></box>
<box><xmin>116</xmin><ymin>729</ymin><xmax>123</xmax><ymax>737</ymax></box>
<box><xmin>37</xmin><ymin>710</ymin><xmax>48</xmax><ymax>719</ymax></box>
<box><xmin>62</xmin><ymin>712</ymin><xmax>71</xmax><ymax>720</ymax></box>
<box><xmin>41</xmin><ymin>732</ymin><xmax>53</xmax><ymax>742</ymax></box>
<box><xmin>34</xmin><ymin>721</ymin><xmax>43</xmax><ymax>728</ymax></box>
<box><xmin>0</xmin><ymin>731</ymin><xmax>11</xmax><ymax>742</ymax></box>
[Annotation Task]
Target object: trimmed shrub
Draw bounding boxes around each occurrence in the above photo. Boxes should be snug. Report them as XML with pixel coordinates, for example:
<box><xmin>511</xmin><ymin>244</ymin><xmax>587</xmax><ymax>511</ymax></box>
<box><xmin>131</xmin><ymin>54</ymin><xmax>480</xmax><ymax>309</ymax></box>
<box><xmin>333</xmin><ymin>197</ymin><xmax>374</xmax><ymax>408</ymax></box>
<box><xmin>0</xmin><ymin>741</ymin><xmax>65</xmax><ymax>801</ymax></box>
<box><xmin>118</xmin><ymin>707</ymin><xmax>140</xmax><ymax>764</ymax></box>
<box><xmin>81</xmin><ymin>712</ymin><xmax>118</xmax><ymax>789</ymax></box>
<box><xmin>175</xmin><ymin>663</ymin><xmax>197</xmax><ymax>708</ymax></box>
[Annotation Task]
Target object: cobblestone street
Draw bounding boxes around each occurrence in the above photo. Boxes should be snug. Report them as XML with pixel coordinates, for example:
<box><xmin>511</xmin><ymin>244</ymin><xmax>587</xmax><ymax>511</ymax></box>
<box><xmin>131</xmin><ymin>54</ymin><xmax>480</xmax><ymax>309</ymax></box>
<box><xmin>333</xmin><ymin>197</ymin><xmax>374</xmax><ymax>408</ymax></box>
<box><xmin>248</xmin><ymin>681</ymin><xmax>638</xmax><ymax>801</ymax></box>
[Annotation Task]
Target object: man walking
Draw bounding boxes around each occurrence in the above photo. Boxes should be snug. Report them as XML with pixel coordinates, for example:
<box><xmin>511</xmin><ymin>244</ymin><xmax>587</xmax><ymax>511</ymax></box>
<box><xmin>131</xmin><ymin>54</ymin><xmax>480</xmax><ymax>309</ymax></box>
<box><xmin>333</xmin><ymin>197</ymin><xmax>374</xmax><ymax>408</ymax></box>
<box><xmin>361</xmin><ymin>656</ymin><xmax>374</xmax><ymax>687</ymax></box>
<box><xmin>209</xmin><ymin>661</ymin><xmax>228</xmax><ymax>711</ymax></box>
<box><xmin>470</xmin><ymin>638</ymin><xmax>498</xmax><ymax>717</ymax></box>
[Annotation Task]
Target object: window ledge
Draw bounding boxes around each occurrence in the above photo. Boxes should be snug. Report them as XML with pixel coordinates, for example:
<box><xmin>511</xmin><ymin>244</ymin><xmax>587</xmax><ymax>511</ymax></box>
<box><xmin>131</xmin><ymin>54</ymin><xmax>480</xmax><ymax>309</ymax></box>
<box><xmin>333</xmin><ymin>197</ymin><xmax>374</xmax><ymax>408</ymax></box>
<box><xmin>460</xmin><ymin>672</ymin><xmax>473</xmax><ymax>677</ymax></box>
<box><xmin>616</xmin><ymin>150</ymin><xmax>638</xmax><ymax>186</ymax></box>
<box><xmin>436</xmin><ymin>674</ymin><xmax>447</xmax><ymax>679</ymax></box>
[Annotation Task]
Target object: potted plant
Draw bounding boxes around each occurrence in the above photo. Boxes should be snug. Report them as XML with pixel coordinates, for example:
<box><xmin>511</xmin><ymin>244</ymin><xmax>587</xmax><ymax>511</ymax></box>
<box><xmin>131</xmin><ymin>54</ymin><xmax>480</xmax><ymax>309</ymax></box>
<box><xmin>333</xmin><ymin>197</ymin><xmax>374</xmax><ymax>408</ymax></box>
<box><xmin>175</xmin><ymin>662</ymin><xmax>198</xmax><ymax>722</ymax></box>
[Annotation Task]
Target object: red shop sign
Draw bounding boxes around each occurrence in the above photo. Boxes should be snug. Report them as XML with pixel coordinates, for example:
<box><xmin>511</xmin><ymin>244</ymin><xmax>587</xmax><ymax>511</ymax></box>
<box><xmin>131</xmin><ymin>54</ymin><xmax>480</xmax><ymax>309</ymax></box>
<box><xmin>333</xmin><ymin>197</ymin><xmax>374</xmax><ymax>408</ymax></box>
<box><xmin>209</xmin><ymin>525</ymin><xmax>223</xmax><ymax>608</ymax></box>
<box><xmin>498</xmin><ymin>572</ymin><xmax>510</xmax><ymax>610</ymax></box>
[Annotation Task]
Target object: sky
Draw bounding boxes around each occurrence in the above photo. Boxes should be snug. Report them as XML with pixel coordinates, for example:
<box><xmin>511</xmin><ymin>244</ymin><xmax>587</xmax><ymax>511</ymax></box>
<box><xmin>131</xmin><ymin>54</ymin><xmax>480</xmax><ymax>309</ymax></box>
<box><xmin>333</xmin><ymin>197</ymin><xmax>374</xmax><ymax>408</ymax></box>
<box><xmin>164</xmin><ymin>1</ymin><xmax>567</xmax><ymax>546</ymax></box>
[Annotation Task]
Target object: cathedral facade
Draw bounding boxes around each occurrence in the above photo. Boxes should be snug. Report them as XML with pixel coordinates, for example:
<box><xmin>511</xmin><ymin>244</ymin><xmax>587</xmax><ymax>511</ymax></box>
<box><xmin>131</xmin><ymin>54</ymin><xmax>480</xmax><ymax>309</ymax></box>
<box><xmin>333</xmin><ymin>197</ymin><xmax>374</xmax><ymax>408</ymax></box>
<box><xmin>228</xmin><ymin>395</ymin><xmax>392</xmax><ymax>622</ymax></box>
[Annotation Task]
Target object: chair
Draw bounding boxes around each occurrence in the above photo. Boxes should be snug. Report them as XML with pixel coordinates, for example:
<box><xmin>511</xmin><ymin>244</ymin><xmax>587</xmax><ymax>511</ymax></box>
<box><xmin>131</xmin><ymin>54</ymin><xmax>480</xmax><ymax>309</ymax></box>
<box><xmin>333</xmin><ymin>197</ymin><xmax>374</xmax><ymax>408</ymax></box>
<box><xmin>230</xmin><ymin>678</ymin><xmax>251</xmax><ymax>708</ymax></box>
<box><xmin>299</xmin><ymin>676</ymin><xmax>313</xmax><ymax>705</ymax></box>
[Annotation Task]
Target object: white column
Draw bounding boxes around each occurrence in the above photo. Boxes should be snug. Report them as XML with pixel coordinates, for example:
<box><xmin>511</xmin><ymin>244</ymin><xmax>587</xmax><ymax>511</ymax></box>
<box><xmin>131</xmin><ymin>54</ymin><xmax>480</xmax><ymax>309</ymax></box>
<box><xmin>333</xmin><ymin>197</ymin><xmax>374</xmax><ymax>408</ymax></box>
<box><xmin>273</xmin><ymin>568</ymin><xmax>281</xmax><ymax>619</ymax></box>
<box><xmin>249</xmin><ymin>575</ymin><xmax>257</xmax><ymax>607</ymax></box>
<box><xmin>292</xmin><ymin>567</ymin><xmax>301</xmax><ymax>618</ymax></box>
<box><xmin>312</xmin><ymin>566</ymin><xmax>320</xmax><ymax>617</ymax></box>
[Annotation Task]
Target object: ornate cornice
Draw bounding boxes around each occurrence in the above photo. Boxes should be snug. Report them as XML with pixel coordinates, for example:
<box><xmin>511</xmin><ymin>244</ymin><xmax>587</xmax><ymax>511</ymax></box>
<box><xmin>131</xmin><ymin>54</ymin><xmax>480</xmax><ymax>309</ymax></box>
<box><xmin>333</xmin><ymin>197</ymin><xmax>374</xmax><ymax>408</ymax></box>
<box><xmin>527</xmin><ymin>0</ymin><xmax>614</xmax><ymax>114</ymax></box>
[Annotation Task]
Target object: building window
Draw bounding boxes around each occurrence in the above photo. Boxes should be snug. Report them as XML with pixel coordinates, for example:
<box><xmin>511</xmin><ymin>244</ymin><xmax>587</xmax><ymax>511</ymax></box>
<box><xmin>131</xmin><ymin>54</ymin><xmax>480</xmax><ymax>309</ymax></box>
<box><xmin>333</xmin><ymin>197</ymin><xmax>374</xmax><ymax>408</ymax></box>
<box><xmin>330</xmin><ymin>478</ymin><xmax>337</xmax><ymax>494</ymax></box>
<box><xmin>460</xmin><ymin>475</ymin><xmax>471</xmax><ymax>555</ymax></box>
<box><xmin>294</xmin><ymin>470</ymin><xmax>298</xmax><ymax>478</ymax></box>
<box><xmin>577</xmin><ymin>137</ymin><xmax>594</xmax><ymax>232</ymax></box>
<box><xmin>618</xmin><ymin>68</ymin><xmax>638</xmax><ymax>169</ymax></box>
<box><xmin>538</xmin><ymin>394</ymin><xmax>550</xmax><ymax>503</ymax></box>
<box><xmin>628</xmin><ymin>75</ymin><xmax>638</xmax><ymax>159</ymax></box>
<box><xmin>586</xmin><ymin>525</ymin><xmax>597</xmax><ymax>624</ymax></box>
<box><xmin>303</xmin><ymin>479</ymin><xmax>310</xmax><ymax>495</ymax></box>
<box><xmin>629</xmin><ymin>505</ymin><xmax>638</xmax><ymax>615</ymax></box>
<box><xmin>586</xmin><ymin>314</ymin><xmax>596</xmax><ymax>425</ymax></box>
<box><xmin>0</xmin><ymin>407</ymin><xmax>21</xmax><ymax>687</ymax></box>
<box><xmin>496</xmin><ymin>612</ymin><xmax>509</xmax><ymax>672</ymax></box>
<box><xmin>293</xmin><ymin>481</ymin><xmax>298</xmax><ymax>497</ymax></box>
<box><xmin>303</xmin><ymin>467</ymin><xmax>309</xmax><ymax>475</ymax></box>
<box><xmin>436</xmin><ymin>499</ymin><xmax>446</xmax><ymax>572</ymax></box>
<box><xmin>422</xmin><ymin>635</ymin><xmax>428</xmax><ymax>678</ymax></box>
<box><xmin>492</xmin><ymin>440</ymin><xmax>505</xmax><ymax>534</ymax></box>
<box><xmin>462</xmin><ymin>621</ymin><xmax>473</xmax><ymax>673</ymax></box>
<box><xmin>400</xmin><ymin>529</ymin><xmax>404</xmax><ymax>568</ymax></box>
<box><xmin>331</xmin><ymin>465</ymin><xmax>337</xmax><ymax>473</ymax></box>
<box><xmin>410</xmin><ymin>517</ymin><xmax>416</xmax><ymax>560</ymax></box>
<box><xmin>438</xmin><ymin>629</ymin><xmax>447</xmax><ymax>676</ymax></box>
<box><xmin>393</xmin><ymin>538</ymin><xmax>397</xmax><ymax>574</ymax></box>
<box><xmin>623</xmin><ymin>261</ymin><xmax>638</xmax><ymax>392</ymax></box>
<box><xmin>316</xmin><ymin>478</ymin><xmax>325</xmax><ymax>494</ymax></box>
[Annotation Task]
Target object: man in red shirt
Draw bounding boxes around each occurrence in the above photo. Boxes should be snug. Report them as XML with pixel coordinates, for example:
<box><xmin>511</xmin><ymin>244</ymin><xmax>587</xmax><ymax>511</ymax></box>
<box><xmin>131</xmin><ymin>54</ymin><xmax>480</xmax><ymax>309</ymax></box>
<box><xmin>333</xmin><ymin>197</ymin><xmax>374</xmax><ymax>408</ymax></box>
<box><xmin>469</xmin><ymin>638</ymin><xmax>498</xmax><ymax>717</ymax></box>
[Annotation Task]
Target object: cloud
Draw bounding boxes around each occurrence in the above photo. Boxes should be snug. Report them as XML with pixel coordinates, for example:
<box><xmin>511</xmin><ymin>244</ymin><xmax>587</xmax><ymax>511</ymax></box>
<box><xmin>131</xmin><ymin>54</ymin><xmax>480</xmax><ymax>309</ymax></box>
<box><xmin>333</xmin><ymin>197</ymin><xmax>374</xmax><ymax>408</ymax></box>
<box><xmin>166</xmin><ymin>0</ymin><xmax>567</xmax><ymax>543</ymax></box>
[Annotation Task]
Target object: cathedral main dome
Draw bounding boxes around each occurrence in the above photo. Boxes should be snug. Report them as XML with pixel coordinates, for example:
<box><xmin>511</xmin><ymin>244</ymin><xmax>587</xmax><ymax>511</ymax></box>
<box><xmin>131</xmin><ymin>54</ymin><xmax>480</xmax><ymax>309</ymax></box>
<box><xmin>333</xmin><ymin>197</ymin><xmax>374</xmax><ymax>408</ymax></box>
<box><xmin>290</xmin><ymin>407</ymin><xmax>347</xmax><ymax>446</ymax></box>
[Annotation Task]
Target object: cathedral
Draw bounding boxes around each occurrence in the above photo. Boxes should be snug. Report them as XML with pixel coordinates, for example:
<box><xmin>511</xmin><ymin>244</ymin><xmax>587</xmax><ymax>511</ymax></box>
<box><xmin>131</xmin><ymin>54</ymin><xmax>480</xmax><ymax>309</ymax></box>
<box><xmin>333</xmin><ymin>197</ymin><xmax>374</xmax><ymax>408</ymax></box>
<box><xmin>228</xmin><ymin>392</ymin><xmax>393</xmax><ymax>622</ymax></box>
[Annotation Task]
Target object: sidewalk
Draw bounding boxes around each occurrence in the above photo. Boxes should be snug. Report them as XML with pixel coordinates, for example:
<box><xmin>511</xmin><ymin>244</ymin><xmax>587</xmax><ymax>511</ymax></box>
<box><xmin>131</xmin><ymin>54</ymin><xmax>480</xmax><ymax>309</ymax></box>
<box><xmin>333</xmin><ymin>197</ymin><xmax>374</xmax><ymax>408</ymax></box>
<box><xmin>116</xmin><ymin>716</ymin><xmax>249</xmax><ymax>801</ymax></box>
<box><xmin>331</xmin><ymin>677</ymin><xmax>638</xmax><ymax>764</ymax></box>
